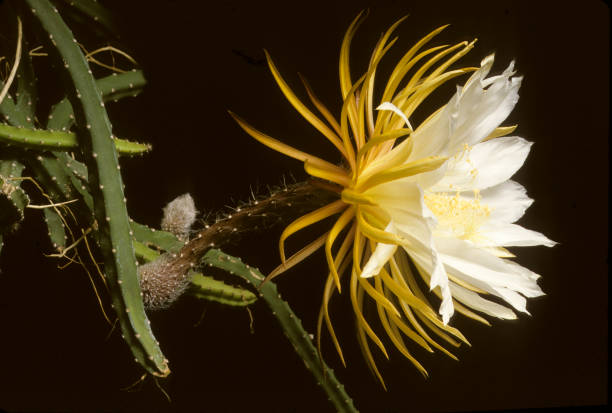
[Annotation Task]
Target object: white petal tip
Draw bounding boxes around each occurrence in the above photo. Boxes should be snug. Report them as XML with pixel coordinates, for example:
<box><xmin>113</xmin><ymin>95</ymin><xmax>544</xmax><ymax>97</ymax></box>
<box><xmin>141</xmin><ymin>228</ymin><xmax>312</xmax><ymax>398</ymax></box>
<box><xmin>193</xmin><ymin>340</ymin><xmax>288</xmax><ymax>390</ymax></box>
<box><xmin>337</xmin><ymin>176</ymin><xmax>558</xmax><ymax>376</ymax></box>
<box><xmin>361</xmin><ymin>238</ymin><xmax>397</xmax><ymax>278</ymax></box>
<box><xmin>361</xmin><ymin>257</ymin><xmax>382</xmax><ymax>278</ymax></box>
<box><xmin>439</xmin><ymin>297</ymin><xmax>455</xmax><ymax>326</ymax></box>
<box><xmin>360</xmin><ymin>268</ymin><xmax>376</xmax><ymax>279</ymax></box>
<box><xmin>544</xmin><ymin>239</ymin><xmax>558</xmax><ymax>247</ymax></box>
<box><xmin>376</xmin><ymin>101</ymin><xmax>413</xmax><ymax>130</ymax></box>
<box><xmin>481</xmin><ymin>54</ymin><xmax>495</xmax><ymax>67</ymax></box>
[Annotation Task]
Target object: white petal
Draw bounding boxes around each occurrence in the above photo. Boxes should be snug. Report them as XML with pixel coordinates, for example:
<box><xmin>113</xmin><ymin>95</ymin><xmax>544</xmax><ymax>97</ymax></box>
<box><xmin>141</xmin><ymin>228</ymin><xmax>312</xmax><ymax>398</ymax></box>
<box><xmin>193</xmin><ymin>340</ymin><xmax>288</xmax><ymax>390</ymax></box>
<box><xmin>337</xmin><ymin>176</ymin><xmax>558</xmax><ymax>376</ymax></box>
<box><xmin>479</xmin><ymin>180</ymin><xmax>533</xmax><ymax>223</ymax></box>
<box><xmin>490</xmin><ymin>286</ymin><xmax>531</xmax><ymax>315</ymax></box>
<box><xmin>415</xmin><ymin>161</ymin><xmax>449</xmax><ymax>190</ymax></box>
<box><xmin>388</xmin><ymin>206</ymin><xmax>444</xmax><ymax>289</ymax></box>
<box><xmin>449</xmin><ymin>281</ymin><xmax>517</xmax><ymax>319</ymax></box>
<box><xmin>376</xmin><ymin>101</ymin><xmax>413</xmax><ymax>130</ymax></box>
<box><xmin>481</xmin><ymin>60</ymin><xmax>516</xmax><ymax>87</ymax></box>
<box><xmin>393</xmin><ymin>212</ymin><xmax>449</xmax><ymax>303</ymax></box>
<box><xmin>439</xmin><ymin>282</ymin><xmax>454</xmax><ymax>325</ymax></box>
<box><xmin>501</xmin><ymin>259</ymin><xmax>541</xmax><ymax>283</ymax></box>
<box><xmin>368</xmin><ymin>180</ymin><xmax>455</xmax><ymax>321</ymax></box>
<box><xmin>407</xmin><ymin>104</ymin><xmax>453</xmax><ymax>161</ymax></box>
<box><xmin>388</xmin><ymin>207</ymin><xmax>436</xmax><ymax>247</ymax></box>
<box><xmin>478</xmin><ymin>222</ymin><xmax>557</xmax><ymax>247</ymax></box>
<box><xmin>401</xmin><ymin>228</ymin><xmax>452</xmax><ymax>323</ymax></box>
<box><xmin>448</xmin><ymin>61</ymin><xmax>522</xmax><ymax>151</ymax></box>
<box><xmin>480</xmin><ymin>246</ymin><xmax>517</xmax><ymax>258</ymax></box>
<box><xmin>436</xmin><ymin>237</ymin><xmax>544</xmax><ymax>298</ymax></box>
<box><xmin>361</xmin><ymin>223</ymin><xmax>398</xmax><ymax>278</ymax></box>
<box><xmin>409</xmin><ymin>246</ymin><xmax>454</xmax><ymax>324</ymax></box>
<box><xmin>365</xmin><ymin>179</ymin><xmax>438</xmax><ymax>237</ymax></box>
<box><xmin>470</xmin><ymin>138</ymin><xmax>532</xmax><ymax>190</ymax></box>
<box><xmin>463</xmin><ymin>54</ymin><xmax>495</xmax><ymax>90</ymax></box>
<box><xmin>365</xmin><ymin>179</ymin><xmax>426</xmax><ymax>217</ymax></box>
<box><xmin>366</xmin><ymin>180</ymin><xmax>440</xmax><ymax>273</ymax></box>
<box><xmin>430</xmin><ymin>136</ymin><xmax>532</xmax><ymax>192</ymax></box>
<box><xmin>363</xmin><ymin>179</ymin><xmax>452</xmax><ymax>320</ymax></box>
<box><xmin>407</xmin><ymin>56</ymin><xmax>521</xmax><ymax>163</ymax></box>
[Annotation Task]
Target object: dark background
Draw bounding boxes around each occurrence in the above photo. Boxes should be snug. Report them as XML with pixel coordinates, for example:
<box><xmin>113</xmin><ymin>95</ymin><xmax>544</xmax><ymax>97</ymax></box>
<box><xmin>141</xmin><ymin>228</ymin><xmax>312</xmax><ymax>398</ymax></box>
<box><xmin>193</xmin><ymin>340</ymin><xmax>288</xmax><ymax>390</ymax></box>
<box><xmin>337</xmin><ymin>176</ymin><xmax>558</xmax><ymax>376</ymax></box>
<box><xmin>0</xmin><ymin>0</ymin><xmax>608</xmax><ymax>412</ymax></box>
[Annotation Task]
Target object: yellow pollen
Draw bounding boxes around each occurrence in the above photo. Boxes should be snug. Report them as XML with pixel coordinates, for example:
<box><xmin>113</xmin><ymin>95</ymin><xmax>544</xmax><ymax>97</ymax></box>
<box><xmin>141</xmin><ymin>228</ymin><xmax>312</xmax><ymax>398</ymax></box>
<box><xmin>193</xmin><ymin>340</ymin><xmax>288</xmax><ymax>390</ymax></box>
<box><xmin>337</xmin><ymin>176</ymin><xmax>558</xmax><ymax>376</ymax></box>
<box><xmin>424</xmin><ymin>190</ymin><xmax>491</xmax><ymax>240</ymax></box>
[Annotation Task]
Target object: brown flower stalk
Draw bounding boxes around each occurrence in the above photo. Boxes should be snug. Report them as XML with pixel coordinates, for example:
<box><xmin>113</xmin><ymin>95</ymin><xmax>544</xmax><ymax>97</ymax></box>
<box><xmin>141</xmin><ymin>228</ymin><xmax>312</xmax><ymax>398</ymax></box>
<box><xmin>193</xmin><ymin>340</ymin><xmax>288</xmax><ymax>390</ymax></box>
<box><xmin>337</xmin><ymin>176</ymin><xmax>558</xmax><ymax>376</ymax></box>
<box><xmin>140</xmin><ymin>179</ymin><xmax>338</xmax><ymax>309</ymax></box>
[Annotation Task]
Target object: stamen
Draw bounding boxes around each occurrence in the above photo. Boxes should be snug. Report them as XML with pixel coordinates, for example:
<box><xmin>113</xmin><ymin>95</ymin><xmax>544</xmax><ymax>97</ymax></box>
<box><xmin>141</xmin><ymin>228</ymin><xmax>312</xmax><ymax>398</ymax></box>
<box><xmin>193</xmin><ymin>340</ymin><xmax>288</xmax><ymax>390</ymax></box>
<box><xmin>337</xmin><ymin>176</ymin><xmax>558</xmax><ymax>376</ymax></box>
<box><xmin>424</xmin><ymin>191</ymin><xmax>491</xmax><ymax>241</ymax></box>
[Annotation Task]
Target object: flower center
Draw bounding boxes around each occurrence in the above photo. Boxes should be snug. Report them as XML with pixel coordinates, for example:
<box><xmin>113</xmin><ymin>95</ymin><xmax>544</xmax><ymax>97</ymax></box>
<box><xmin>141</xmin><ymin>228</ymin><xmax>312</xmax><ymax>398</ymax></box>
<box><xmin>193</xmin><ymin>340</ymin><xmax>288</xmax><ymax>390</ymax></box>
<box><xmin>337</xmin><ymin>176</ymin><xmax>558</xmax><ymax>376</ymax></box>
<box><xmin>424</xmin><ymin>191</ymin><xmax>491</xmax><ymax>241</ymax></box>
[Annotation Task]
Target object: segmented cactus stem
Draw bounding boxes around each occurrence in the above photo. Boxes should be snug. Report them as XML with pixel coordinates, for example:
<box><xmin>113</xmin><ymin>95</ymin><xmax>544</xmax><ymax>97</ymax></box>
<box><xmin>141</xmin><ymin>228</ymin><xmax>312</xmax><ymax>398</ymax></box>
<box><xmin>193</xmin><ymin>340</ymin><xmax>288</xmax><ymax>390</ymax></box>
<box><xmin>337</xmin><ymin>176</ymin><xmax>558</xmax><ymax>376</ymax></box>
<box><xmin>25</xmin><ymin>0</ymin><xmax>169</xmax><ymax>377</ymax></box>
<box><xmin>0</xmin><ymin>123</ymin><xmax>151</xmax><ymax>155</ymax></box>
<box><xmin>202</xmin><ymin>249</ymin><xmax>358</xmax><ymax>413</ymax></box>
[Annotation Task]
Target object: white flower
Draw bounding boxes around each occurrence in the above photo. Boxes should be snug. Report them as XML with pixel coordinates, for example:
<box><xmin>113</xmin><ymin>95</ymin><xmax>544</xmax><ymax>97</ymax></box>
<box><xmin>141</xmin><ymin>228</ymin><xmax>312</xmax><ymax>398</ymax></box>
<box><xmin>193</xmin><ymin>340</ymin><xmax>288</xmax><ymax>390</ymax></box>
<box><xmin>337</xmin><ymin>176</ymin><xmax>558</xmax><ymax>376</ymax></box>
<box><xmin>232</xmin><ymin>12</ymin><xmax>555</xmax><ymax>383</ymax></box>
<box><xmin>362</xmin><ymin>54</ymin><xmax>556</xmax><ymax>324</ymax></box>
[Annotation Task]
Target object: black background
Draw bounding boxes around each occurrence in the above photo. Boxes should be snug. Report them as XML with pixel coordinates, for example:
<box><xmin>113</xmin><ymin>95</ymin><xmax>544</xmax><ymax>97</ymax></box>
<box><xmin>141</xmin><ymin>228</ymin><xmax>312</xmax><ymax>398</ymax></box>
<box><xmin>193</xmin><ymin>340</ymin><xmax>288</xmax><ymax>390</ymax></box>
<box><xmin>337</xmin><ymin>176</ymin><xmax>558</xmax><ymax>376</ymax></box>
<box><xmin>0</xmin><ymin>0</ymin><xmax>608</xmax><ymax>412</ymax></box>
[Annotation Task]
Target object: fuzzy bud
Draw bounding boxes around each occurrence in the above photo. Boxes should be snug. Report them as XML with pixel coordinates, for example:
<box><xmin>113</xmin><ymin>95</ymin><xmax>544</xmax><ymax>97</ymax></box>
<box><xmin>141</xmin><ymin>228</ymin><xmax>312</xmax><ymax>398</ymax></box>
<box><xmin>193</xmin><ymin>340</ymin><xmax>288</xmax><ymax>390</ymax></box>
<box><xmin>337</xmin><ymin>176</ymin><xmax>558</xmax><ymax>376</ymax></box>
<box><xmin>138</xmin><ymin>254</ymin><xmax>191</xmax><ymax>310</ymax></box>
<box><xmin>161</xmin><ymin>193</ymin><xmax>197</xmax><ymax>241</ymax></box>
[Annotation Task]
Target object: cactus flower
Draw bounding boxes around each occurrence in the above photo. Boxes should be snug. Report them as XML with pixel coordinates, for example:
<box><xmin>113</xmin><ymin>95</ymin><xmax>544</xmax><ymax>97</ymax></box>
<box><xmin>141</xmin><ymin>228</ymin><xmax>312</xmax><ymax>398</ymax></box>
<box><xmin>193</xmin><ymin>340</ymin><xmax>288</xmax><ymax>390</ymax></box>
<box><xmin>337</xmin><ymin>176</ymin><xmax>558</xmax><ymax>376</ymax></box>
<box><xmin>231</xmin><ymin>12</ymin><xmax>555</xmax><ymax>383</ymax></box>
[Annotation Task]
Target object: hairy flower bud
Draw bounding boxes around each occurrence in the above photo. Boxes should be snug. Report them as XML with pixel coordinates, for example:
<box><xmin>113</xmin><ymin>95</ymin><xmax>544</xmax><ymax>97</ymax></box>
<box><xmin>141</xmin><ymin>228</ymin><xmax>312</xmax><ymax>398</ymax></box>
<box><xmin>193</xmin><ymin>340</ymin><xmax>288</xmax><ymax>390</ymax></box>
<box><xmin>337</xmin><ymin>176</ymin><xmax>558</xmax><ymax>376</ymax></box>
<box><xmin>138</xmin><ymin>254</ymin><xmax>191</xmax><ymax>310</ymax></box>
<box><xmin>161</xmin><ymin>193</ymin><xmax>197</xmax><ymax>241</ymax></box>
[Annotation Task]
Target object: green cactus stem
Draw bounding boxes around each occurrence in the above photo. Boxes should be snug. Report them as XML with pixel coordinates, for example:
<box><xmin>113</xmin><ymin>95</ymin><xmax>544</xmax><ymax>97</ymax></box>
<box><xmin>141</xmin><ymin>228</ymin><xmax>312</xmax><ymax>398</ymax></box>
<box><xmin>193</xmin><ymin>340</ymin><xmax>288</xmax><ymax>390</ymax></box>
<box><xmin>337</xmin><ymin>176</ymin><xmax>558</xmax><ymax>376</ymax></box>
<box><xmin>0</xmin><ymin>123</ymin><xmax>151</xmax><ymax>155</ymax></box>
<box><xmin>48</xmin><ymin>70</ymin><xmax>146</xmax><ymax>131</ymax></box>
<box><xmin>26</xmin><ymin>155</ymin><xmax>73</xmax><ymax>250</ymax></box>
<box><xmin>202</xmin><ymin>249</ymin><xmax>358</xmax><ymax>413</ymax></box>
<box><xmin>188</xmin><ymin>272</ymin><xmax>257</xmax><ymax>306</ymax></box>
<box><xmin>0</xmin><ymin>17</ymin><xmax>35</xmax><ymax>128</ymax></box>
<box><xmin>43</xmin><ymin>206</ymin><xmax>67</xmax><ymax>251</ymax></box>
<box><xmin>133</xmin><ymin>239</ymin><xmax>161</xmax><ymax>263</ymax></box>
<box><xmin>130</xmin><ymin>221</ymin><xmax>185</xmax><ymax>254</ymax></box>
<box><xmin>59</xmin><ymin>0</ymin><xmax>119</xmax><ymax>36</ymax></box>
<box><xmin>25</xmin><ymin>0</ymin><xmax>169</xmax><ymax>377</ymax></box>
<box><xmin>14</xmin><ymin>36</ymin><xmax>38</xmax><ymax>127</ymax></box>
<box><xmin>56</xmin><ymin>150</ymin><xmax>88</xmax><ymax>181</ymax></box>
<box><xmin>33</xmin><ymin>155</ymin><xmax>73</xmax><ymax>197</ymax></box>
<box><xmin>0</xmin><ymin>26</ymin><xmax>72</xmax><ymax>248</ymax></box>
<box><xmin>97</xmin><ymin>70</ymin><xmax>146</xmax><ymax>102</ymax></box>
<box><xmin>0</xmin><ymin>79</ymin><xmax>25</xmax><ymax>128</ymax></box>
<box><xmin>133</xmin><ymin>181</ymin><xmax>355</xmax><ymax>409</ymax></box>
